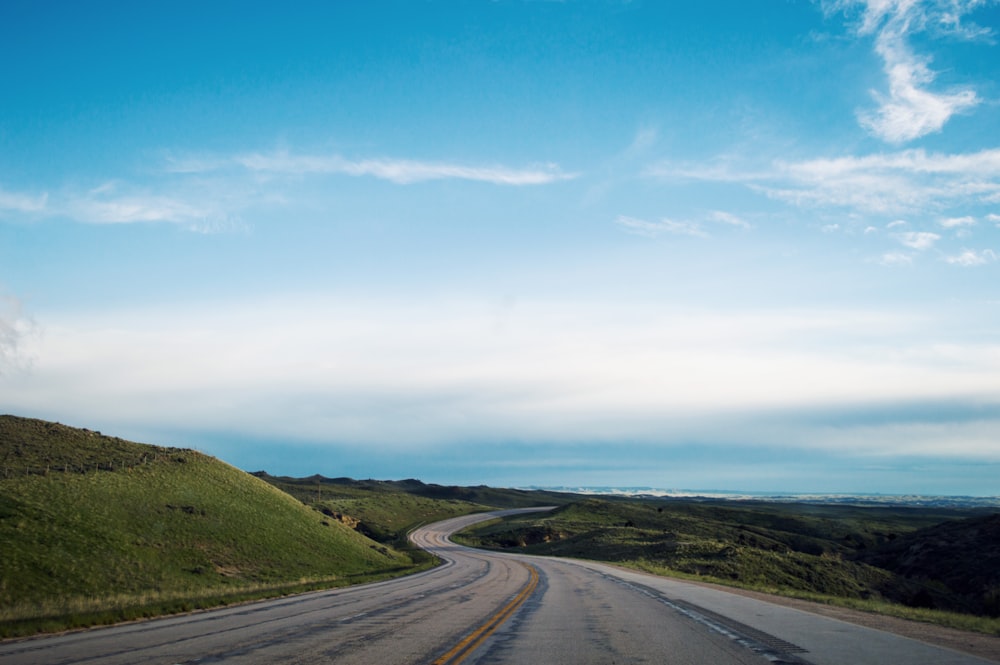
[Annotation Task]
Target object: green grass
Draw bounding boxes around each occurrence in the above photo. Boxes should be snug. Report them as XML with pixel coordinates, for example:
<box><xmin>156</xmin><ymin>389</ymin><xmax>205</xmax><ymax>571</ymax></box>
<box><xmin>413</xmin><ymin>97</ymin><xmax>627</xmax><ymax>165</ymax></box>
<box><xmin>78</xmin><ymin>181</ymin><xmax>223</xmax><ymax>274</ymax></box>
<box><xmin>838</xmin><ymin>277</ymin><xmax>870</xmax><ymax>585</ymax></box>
<box><xmin>0</xmin><ymin>417</ymin><xmax>427</xmax><ymax>638</ymax></box>
<box><xmin>0</xmin><ymin>416</ymin><xmax>178</xmax><ymax>477</ymax></box>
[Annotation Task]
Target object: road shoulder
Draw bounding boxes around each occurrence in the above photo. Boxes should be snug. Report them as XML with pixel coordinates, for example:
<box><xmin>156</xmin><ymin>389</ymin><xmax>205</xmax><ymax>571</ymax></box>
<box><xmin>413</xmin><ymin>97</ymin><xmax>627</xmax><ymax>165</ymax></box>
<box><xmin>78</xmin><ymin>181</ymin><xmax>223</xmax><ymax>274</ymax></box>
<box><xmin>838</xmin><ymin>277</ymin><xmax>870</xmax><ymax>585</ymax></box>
<box><xmin>619</xmin><ymin>568</ymin><xmax>1000</xmax><ymax>663</ymax></box>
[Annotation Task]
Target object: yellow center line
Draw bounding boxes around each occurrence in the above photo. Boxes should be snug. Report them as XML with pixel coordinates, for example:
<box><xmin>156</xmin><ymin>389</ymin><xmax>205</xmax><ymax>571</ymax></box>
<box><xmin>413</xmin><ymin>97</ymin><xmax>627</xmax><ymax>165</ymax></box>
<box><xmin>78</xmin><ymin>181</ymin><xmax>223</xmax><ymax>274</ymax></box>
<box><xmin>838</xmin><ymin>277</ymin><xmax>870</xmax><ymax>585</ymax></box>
<box><xmin>432</xmin><ymin>562</ymin><xmax>540</xmax><ymax>665</ymax></box>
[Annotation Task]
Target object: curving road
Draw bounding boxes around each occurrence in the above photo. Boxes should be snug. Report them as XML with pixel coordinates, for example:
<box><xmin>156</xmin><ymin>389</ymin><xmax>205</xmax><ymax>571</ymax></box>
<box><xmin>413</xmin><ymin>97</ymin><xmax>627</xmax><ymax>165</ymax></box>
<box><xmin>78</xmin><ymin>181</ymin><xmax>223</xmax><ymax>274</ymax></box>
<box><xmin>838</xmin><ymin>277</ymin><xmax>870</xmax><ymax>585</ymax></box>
<box><xmin>0</xmin><ymin>508</ymin><xmax>995</xmax><ymax>664</ymax></box>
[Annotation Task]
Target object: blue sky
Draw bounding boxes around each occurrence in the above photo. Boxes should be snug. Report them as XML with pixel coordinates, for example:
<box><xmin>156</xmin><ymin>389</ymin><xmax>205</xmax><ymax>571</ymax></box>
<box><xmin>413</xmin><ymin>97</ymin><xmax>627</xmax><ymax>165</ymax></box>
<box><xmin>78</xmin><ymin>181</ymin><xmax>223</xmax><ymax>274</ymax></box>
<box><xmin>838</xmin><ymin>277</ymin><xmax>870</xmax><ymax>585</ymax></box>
<box><xmin>2</xmin><ymin>0</ymin><xmax>999</xmax><ymax>494</ymax></box>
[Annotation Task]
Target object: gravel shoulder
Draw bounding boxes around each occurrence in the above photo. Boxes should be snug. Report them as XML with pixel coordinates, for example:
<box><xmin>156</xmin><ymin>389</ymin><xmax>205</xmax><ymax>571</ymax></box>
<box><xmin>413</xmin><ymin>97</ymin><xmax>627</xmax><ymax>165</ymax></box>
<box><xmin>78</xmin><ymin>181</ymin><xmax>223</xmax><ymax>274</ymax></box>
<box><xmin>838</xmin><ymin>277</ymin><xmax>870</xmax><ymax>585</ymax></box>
<box><xmin>681</xmin><ymin>578</ymin><xmax>1000</xmax><ymax>663</ymax></box>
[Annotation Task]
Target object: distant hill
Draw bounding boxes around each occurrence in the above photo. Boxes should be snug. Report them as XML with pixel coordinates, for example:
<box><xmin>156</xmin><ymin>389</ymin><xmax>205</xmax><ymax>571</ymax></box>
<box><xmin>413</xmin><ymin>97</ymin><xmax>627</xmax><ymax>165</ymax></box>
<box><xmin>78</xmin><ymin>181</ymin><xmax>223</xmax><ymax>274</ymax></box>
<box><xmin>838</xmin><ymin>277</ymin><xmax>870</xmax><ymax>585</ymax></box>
<box><xmin>252</xmin><ymin>473</ymin><xmax>573</xmax><ymax>544</ymax></box>
<box><xmin>256</xmin><ymin>473</ymin><xmax>574</xmax><ymax>507</ymax></box>
<box><xmin>0</xmin><ymin>415</ymin><xmax>419</xmax><ymax>637</ymax></box>
<box><xmin>859</xmin><ymin>512</ymin><xmax>1000</xmax><ymax>616</ymax></box>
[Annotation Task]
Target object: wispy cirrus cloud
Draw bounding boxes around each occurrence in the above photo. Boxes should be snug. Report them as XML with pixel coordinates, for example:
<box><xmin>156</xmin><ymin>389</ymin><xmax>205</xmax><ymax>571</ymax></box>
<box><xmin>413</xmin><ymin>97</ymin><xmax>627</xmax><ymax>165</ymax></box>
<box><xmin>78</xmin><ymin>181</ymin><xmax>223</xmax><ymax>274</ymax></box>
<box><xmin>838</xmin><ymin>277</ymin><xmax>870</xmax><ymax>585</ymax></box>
<box><xmin>169</xmin><ymin>149</ymin><xmax>577</xmax><ymax>186</ymax></box>
<box><xmin>707</xmin><ymin>210</ymin><xmax>752</xmax><ymax>229</ymax></box>
<box><xmin>768</xmin><ymin>148</ymin><xmax>1000</xmax><ymax>214</ymax></box>
<box><xmin>3</xmin><ymin>146</ymin><xmax>572</xmax><ymax>230</ymax></box>
<box><xmin>649</xmin><ymin>146</ymin><xmax>999</xmax><ymax>266</ymax></box>
<box><xmin>829</xmin><ymin>0</ymin><xmax>989</xmax><ymax>143</ymax></box>
<box><xmin>0</xmin><ymin>180</ymin><xmax>235</xmax><ymax>231</ymax></box>
<box><xmin>652</xmin><ymin>148</ymin><xmax>1000</xmax><ymax>216</ymax></box>
<box><xmin>66</xmin><ymin>183</ymin><xmax>214</xmax><ymax>225</ymax></box>
<box><xmin>0</xmin><ymin>188</ymin><xmax>48</xmax><ymax>214</ymax></box>
<box><xmin>614</xmin><ymin>210</ymin><xmax>750</xmax><ymax>239</ymax></box>
<box><xmin>615</xmin><ymin>215</ymin><xmax>708</xmax><ymax>238</ymax></box>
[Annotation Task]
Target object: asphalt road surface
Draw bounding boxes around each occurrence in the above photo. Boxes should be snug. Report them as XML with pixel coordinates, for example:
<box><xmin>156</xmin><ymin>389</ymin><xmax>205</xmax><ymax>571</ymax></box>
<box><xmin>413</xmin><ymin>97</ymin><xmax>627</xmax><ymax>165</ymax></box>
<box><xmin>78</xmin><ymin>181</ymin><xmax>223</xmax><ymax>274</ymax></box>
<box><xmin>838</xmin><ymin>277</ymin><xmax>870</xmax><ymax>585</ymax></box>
<box><xmin>1</xmin><ymin>508</ymin><xmax>995</xmax><ymax>664</ymax></box>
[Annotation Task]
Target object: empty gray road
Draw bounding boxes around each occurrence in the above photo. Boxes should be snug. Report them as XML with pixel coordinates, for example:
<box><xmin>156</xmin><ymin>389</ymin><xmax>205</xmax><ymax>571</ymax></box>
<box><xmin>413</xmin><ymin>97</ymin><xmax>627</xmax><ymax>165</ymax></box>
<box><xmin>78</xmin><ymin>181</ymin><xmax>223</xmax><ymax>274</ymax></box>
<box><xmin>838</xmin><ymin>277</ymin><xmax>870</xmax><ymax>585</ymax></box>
<box><xmin>1</xmin><ymin>508</ymin><xmax>995</xmax><ymax>664</ymax></box>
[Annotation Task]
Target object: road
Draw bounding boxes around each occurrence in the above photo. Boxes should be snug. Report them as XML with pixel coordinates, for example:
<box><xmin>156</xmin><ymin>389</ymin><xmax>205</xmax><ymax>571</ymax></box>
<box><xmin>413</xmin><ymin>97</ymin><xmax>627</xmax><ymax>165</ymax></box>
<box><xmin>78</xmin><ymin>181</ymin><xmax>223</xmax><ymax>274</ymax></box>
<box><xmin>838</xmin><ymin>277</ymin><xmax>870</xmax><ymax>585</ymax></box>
<box><xmin>0</xmin><ymin>508</ymin><xmax>995</xmax><ymax>664</ymax></box>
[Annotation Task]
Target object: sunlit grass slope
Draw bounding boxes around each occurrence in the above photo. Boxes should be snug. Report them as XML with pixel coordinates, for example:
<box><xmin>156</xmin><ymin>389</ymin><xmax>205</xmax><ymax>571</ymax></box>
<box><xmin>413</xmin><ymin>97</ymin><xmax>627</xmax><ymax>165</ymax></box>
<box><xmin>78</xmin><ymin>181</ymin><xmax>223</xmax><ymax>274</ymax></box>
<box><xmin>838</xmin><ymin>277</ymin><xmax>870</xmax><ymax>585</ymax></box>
<box><xmin>0</xmin><ymin>416</ymin><xmax>416</xmax><ymax>637</ymax></box>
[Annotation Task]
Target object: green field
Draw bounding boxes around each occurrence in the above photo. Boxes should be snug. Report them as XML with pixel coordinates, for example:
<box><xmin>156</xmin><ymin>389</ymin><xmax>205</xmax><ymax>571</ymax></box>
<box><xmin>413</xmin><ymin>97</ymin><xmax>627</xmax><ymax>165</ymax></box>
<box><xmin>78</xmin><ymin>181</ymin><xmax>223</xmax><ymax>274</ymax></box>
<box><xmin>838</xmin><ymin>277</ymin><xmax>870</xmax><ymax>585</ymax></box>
<box><xmin>454</xmin><ymin>497</ymin><xmax>1000</xmax><ymax>635</ymax></box>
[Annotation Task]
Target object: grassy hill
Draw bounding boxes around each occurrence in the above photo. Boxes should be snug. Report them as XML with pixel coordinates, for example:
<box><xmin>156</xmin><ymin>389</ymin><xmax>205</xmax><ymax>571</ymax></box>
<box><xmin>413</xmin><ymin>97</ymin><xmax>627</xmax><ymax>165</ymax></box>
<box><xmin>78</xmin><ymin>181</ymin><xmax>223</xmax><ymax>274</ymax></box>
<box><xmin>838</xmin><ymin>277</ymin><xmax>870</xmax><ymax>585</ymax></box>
<box><xmin>454</xmin><ymin>496</ymin><xmax>1000</xmax><ymax>634</ymax></box>
<box><xmin>0</xmin><ymin>416</ymin><xmax>421</xmax><ymax>637</ymax></box>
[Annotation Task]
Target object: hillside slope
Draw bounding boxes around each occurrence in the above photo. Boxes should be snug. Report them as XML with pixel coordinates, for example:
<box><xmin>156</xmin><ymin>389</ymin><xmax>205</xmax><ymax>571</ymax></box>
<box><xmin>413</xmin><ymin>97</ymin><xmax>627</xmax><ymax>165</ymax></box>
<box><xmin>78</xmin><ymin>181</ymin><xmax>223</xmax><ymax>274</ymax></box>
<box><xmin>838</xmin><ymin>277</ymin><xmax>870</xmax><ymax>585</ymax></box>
<box><xmin>0</xmin><ymin>415</ymin><xmax>415</xmax><ymax>635</ymax></box>
<box><xmin>858</xmin><ymin>513</ymin><xmax>1000</xmax><ymax>616</ymax></box>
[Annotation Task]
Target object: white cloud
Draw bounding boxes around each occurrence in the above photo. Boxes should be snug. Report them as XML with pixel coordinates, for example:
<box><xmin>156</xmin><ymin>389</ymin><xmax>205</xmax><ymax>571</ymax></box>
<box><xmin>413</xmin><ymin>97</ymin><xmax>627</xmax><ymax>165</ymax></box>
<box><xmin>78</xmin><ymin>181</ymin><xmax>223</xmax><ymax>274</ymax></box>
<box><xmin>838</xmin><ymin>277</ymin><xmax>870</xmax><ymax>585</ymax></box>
<box><xmin>0</xmin><ymin>293</ymin><xmax>36</xmax><ymax>375</ymax></box>
<box><xmin>859</xmin><ymin>34</ymin><xmax>979</xmax><ymax>143</ymax></box>
<box><xmin>774</xmin><ymin>149</ymin><xmax>1000</xmax><ymax>213</ymax></box>
<box><xmin>0</xmin><ymin>180</ymin><xmax>228</xmax><ymax>228</ymax></box>
<box><xmin>879</xmin><ymin>250</ymin><xmax>914</xmax><ymax>265</ymax></box>
<box><xmin>5</xmin><ymin>296</ymin><xmax>998</xmax><ymax>458</ymax></box>
<box><xmin>614</xmin><ymin>215</ymin><xmax>708</xmax><ymax>238</ymax></box>
<box><xmin>887</xmin><ymin>219</ymin><xmax>908</xmax><ymax>228</ymax></box>
<box><xmin>894</xmin><ymin>230</ymin><xmax>941</xmax><ymax>249</ymax></box>
<box><xmin>0</xmin><ymin>188</ymin><xmax>48</xmax><ymax>214</ymax></box>
<box><xmin>943</xmin><ymin>248</ymin><xmax>997</xmax><ymax>266</ymax></box>
<box><xmin>707</xmin><ymin>210</ymin><xmax>752</xmax><ymax>229</ymax></box>
<box><xmin>661</xmin><ymin>148</ymin><xmax>1000</xmax><ymax>216</ymax></box>
<box><xmin>644</xmin><ymin>159</ymin><xmax>765</xmax><ymax>183</ymax></box>
<box><xmin>940</xmin><ymin>216</ymin><xmax>976</xmax><ymax>228</ymax></box>
<box><xmin>836</xmin><ymin>0</ymin><xmax>987</xmax><ymax>143</ymax></box>
<box><xmin>209</xmin><ymin>150</ymin><xmax>577</xmax><ymax>186</ymax></box>
<box><xmin>165</xmin><ymin>150</ymin><xmax>578</xmax><ymax>186</ymax></box>
<box><xmin>67</xmin><ymin>190</ymin><xmax>211</xmax><ymax>225</ymax></box>
<box><xmin>614</xmin><ymin>211</ymin><xmax>753</xmax><ymax>239</ymax></box>
<box><xmin>2</xmin><ymin>147</ymin><xmax>576</xmax><ymax>231</ymax></box>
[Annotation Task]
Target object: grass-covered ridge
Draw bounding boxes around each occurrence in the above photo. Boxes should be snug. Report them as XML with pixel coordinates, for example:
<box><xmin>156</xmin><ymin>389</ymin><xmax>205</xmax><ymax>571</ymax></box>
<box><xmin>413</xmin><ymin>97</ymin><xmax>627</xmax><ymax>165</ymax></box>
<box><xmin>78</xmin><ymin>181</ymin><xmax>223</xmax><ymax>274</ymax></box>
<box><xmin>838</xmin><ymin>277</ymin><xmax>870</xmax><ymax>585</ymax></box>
<box><xmin>454</xmin><ymin>496</ymin><xmax>1000</xmax><ymax>635</ymax></box>
<box><xmin>0</xmin><ymin>416</ymin><xmax>421</xmax><ymax>637</ymax></box>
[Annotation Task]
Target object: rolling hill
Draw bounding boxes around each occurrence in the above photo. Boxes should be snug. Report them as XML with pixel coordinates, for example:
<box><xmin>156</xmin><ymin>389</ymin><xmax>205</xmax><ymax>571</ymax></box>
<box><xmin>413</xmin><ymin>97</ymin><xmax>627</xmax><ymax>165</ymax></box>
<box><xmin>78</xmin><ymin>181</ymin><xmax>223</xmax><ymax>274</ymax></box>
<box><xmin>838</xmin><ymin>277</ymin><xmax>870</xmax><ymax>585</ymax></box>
<box><xmin>0</xmin><ymin>415</ymin><xmax>420</xmax><ymax>637</ymax></box>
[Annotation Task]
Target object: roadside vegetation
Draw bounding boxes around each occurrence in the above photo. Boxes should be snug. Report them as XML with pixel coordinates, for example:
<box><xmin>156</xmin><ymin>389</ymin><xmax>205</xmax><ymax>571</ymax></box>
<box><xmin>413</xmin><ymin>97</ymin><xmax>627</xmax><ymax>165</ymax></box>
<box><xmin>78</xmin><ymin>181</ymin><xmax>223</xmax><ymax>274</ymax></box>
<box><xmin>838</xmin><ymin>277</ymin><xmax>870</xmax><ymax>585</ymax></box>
<box><xmin>453</xmin><ymin>497</ymin><xmax>1000</xmax><ymax>636</ymax></box>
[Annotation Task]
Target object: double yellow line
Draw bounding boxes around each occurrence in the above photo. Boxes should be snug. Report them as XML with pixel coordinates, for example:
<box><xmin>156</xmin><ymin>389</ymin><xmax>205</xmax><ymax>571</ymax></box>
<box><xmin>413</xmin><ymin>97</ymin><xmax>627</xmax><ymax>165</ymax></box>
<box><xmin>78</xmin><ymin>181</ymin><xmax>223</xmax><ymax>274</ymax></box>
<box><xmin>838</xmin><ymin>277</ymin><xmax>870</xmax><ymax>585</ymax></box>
<box><xmin>432</xmin><ymin>563</ymin><xmax>540</xmax><ymax>665</ymax></box>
